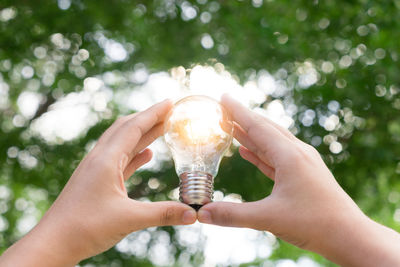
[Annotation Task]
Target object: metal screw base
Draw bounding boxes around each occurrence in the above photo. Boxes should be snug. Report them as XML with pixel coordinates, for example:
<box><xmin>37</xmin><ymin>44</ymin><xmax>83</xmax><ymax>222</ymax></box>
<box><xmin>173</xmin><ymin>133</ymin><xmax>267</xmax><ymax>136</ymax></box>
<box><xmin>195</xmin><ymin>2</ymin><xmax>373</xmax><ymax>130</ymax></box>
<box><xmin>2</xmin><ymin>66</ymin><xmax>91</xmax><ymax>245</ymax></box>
<box><xmin>179</xmin><ymin>171</ymin><xmax>213</xmax><ymax>206</ymax></box>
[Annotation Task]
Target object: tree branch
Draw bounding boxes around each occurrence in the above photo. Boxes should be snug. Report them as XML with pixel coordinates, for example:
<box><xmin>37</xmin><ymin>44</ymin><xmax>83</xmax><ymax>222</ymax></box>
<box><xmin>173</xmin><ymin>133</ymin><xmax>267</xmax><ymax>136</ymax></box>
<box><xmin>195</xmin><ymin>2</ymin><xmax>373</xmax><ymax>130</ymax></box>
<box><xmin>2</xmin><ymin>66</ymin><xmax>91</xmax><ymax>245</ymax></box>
<box><xmin>30</xmin><ymin>95</ymin><xmax>56</xmax><ymax>122</ymax></box>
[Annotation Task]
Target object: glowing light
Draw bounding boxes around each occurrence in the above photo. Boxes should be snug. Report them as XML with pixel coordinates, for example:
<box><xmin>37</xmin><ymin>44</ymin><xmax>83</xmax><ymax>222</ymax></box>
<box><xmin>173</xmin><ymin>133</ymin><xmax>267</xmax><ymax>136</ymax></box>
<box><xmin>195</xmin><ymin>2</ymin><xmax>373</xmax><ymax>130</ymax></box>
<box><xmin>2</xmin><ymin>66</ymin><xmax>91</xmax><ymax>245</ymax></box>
<box><xmin>17</xmin><ymin>214</ymin><xmax>37</xmax><ymax>235</ymax></box>
<box><xmin>200</xmin><ymin>11</ymin><xmax>212</xmax><ymax>23</ymax></box>
<box><xmin>77</xmin><ymin>49</ymin><xmax>89</xmax><ymax>61</ymax></box>
<box><xmin>318</xmin><ymin>18</ymin><xmax>330</xmax><ymax>29</ymax></box>
<box><xmin>30</xmin><ymin>91</ymin><xmax>100</xmax><ymax>142</ymax></box>
<box><xmin>165</xmin><ymin>95</ymin><xmax>233</xmax><ymax>180</ymax></box>
<box><xmin>104</xmin><ymin>40</ymin><xmax>128</xmax><ymax>62</ymax></box>
<box><xmin>375</xmin><ymin>48</ymin><xmax>386</xmax><ymax>59</ymax></box>
<box><xmin>0</xmin><ymin>216</ymin><xmax>8</xmax><ymax>232</ymax></box>
<box><xmin>252</xmin><ymin>0</ymin><xmax>263</xmax><ymax>8</ymax></box>
<box><xmin>298</xmin><ymin>63</ymin><xmax>319</xmax><ymax>88</ymax></box>
<box><xmin>181</xmin><ymin>2</ymin><xmax>197</xmax><ymax>21</ymax></box>
<box><xmin>329</xmin><ymin>141</ymin><xmax>343</xmax><ymax>154</ymax></box>
<box><xmin>0</xmin><ymin>81</ymin><xmax>10</xmax><ymax>109</ymax></box>
<box><xmin>394</xmin><ymin>209</ymin><xmax>400</xmax><ymax>223</ymax></box>
<box><xmin>324</xmin><ymin>114</ymin><xmax>339</xmax><ymax>131</ymax></box>
<box><xmin>17</xmin><ymin>91</ymin><xmax>42</xmax><ymax>119</ymax></box>
<box><xmin>50</xmin><ymin>33</ymin><xmax>71</xmax><ymax>50</ymax></box>
<box><xmin>321</xmin><ymin>61</ymin><xmax>334</xmax><ymax>73</ymax></box>
<box><xmin>277</xmin><ymin>34</ymin><xmax>289</xmax><ymax>44</ymax></box>
<box><xmin>21</xmin><ymin>66</ymin><xmax>34</xmax><ymax>79</ymax></box>
<box><xmin>0</xmin><ymin>7</ymin><xmax>17</xmax><ymax>22</ymax></box>
<box><xmin>0</xmin><ymin>185</ymin><xmax>11</xmax><ymax>199</ymax></box>
<box><xmin>357</xmin><ymin>25</ymin><xmax>369</xmax><ymax>36</ymax></box>
<box><xmin>84</xmin><ymin>77</ymin><xmax>103</xmax><ymax>92</ymax></box>
<box><xmin>58</xmin><ymin>0</ymin><xmax>71</xmax><ymax>10</ymax></box>
<box><xmin>33</xmin><ymin>46</ymin><xmax>47</xmax><ymax>59</ymax></box>
<box><xmin>171</xmin><ymin>99</ymin><xmax>227</xmax><ymax>145</ymax></box>
<box><xmin>201</xmin><ymin>34</ymin><xmax>214</xmax><ymax>49</ymax></box>
<box><xmin>339</xmin><ymin>55</ymin><xmax>352</xmax><ymax>68</ymax></box>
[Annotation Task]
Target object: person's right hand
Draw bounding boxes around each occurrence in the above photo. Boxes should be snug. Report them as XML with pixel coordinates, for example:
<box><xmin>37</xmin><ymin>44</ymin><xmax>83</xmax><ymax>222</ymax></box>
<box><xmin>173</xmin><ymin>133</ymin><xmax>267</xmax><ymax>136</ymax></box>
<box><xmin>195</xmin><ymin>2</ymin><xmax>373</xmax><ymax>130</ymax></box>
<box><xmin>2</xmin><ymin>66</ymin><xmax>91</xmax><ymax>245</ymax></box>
<box><xmin>198</xmin><ymin>94</ymin><xmax>400</xmax><ymax>267</ymax></box>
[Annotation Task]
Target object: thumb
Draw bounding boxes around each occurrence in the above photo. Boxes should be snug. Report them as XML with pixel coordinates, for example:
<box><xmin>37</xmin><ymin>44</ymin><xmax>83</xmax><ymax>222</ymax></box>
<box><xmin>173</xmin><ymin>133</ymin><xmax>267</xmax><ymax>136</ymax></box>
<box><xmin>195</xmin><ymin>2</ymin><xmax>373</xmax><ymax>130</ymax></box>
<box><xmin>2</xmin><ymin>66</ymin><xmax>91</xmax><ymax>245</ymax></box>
<box><xmin>131</xmin><ymin>201</ymin><xmax>197</xmax><ymax>228</ymax></box>
<box><xmin>198</xmin><ymin>200</ymin><xmax>272</xmax><ymax>230</ymax></box>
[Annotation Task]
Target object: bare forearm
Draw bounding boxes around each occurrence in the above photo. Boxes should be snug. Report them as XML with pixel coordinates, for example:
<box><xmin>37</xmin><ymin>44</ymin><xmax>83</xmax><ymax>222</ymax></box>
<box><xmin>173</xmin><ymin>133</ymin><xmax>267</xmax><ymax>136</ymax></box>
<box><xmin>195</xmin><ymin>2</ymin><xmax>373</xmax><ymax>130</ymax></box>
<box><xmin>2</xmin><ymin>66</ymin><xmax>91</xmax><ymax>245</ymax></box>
<box><xmin>356</xmin><ymin>219</ymin><xmax>400</xmax><ymax>267</ymax></box>
<box><xmin>0</xmin><ymin>223</ymin><xmax>80</xmax><ymax>267</ymax></box>
<box><xmin>319</xmin><ymin>214</ymin><xmax>400</xmax><ymax>267</ymax></box>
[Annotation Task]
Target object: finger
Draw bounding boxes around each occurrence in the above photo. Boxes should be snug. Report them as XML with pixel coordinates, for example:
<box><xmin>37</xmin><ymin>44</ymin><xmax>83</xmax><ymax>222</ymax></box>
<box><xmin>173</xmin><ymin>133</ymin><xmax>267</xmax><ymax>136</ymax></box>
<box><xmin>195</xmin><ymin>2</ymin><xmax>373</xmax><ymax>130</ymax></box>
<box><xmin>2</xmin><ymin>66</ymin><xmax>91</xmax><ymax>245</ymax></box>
<box><xmin>221</xmin><ymin>94</ymin><xmax>292</xmax><ymax>165</ymax></box>
<box><xmin>198</xmin><ymin>201</ymin><xmax>272</xmax><ymax>230</ymax></box>
<box><xmin>233</xmin><ymin>123</ymin><xmax>274</xmax><ymax>167</ymax></box>
<box><xmin>239</xmin><ymin>146</ymin><xmax>275</xmax><ymax>180</ymax></box>
<box><xmin>233</xmin><ymin>122</ymin><xmax>258</xmax><ymax>153</ymax></box>
<box><xmin>222</xmin><ymin>94</ymin><xmax>297</xmax><ymax>142</ymax></box>
<box><xmin>98</xmin><ymin>113</ymin><xmax>138</xmax><ymax>145</ymax></box>
<box><xmin>264</xmin><ymin>116</ymin><xmax>298</xmax><ymax>142</ymax></box>
<box><xmin>129</xmin><ymin>122</ymin><xmax>164</xmax><ymax>160</ymax></box>
<box><xmin>123</xmin><ymin>149</ymin><xmax>153</xmax><ymax>180</ymax></box>
<box><xmin>221</xmin><ymin>94</ymin><xmax>278</xmax><ymax>134</ymax></box>
<box><xmin>107</xmin><ymin>99</ymin><xmax>173</xmax><ymax>156</ymax></box>
<box><xmin>122</xmin><ymin>123</ymin><xmax>164</xmax><ymax>176</ymax></box>
<box><xmin>128</xmin><ymin>201</ymin><xmax>197</xmax><ymax>228</ymax></box>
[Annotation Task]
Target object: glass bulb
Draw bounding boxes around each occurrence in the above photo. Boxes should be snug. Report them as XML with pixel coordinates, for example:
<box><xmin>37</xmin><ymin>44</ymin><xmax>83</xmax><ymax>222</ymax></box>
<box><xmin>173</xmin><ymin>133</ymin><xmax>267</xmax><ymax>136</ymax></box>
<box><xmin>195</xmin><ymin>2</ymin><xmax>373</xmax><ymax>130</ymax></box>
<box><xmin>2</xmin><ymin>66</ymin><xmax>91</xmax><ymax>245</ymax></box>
<box><xmin>164</xmin><ymin>95</ymin><xmax>233</xmax><ymax>210</ymax></box>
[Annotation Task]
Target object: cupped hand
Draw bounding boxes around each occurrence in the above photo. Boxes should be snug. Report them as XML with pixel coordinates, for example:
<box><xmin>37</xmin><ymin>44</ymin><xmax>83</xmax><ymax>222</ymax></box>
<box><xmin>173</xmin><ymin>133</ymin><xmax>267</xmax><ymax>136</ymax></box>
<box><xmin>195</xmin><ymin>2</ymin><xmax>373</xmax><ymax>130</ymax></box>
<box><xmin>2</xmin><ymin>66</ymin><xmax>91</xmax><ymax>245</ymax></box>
<box><xmin>0</xmin><ymin>100</ymin><xmax>196</xmax><ymax>267</ymax></box>
<box><xmin>198</xmin><ymin>95</ymin><xmax>400</xmax><ymax>266</ymax></box>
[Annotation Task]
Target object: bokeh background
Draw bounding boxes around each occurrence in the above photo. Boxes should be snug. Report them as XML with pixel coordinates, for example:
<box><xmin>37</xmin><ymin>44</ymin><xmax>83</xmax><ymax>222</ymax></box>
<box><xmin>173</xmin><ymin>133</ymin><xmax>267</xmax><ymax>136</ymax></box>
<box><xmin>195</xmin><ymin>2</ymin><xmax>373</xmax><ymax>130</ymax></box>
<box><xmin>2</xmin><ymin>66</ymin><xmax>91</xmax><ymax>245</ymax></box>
<box><xmin>1</xmin><ymin>0</ymin><xmax>400</xmax><ymax>266</ymax></box>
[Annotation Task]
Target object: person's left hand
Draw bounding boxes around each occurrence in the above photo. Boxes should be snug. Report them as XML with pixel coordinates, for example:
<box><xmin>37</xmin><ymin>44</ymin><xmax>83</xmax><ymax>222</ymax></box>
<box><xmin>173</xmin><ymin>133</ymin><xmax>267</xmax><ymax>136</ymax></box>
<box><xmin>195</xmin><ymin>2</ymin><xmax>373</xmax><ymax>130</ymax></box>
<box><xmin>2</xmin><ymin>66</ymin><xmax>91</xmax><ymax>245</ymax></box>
<box><xmin>0</xmin><ymin>100</ymin><xmax>197</xmax><ymax>267</ymax></box>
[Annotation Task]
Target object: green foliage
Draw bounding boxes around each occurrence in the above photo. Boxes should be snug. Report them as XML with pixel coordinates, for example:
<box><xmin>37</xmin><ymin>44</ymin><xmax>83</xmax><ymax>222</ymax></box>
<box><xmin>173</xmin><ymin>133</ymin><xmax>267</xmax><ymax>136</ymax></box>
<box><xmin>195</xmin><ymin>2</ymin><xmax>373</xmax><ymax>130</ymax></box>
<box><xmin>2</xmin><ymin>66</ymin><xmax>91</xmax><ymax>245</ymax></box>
<box><xmin>1</xmin><ymin>0</ymin><xmax>400</xmax><ymax>266</ymax></box>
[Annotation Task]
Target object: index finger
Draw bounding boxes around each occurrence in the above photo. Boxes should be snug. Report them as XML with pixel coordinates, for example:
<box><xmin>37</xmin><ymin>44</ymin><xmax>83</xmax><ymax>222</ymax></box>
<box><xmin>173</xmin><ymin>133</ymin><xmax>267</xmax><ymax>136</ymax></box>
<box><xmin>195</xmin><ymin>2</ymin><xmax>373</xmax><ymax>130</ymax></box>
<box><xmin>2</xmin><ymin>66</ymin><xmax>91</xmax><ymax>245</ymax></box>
<box><xmin>107</xmin><ymin>99</ymin><xmax>173</xmax><ymax>156</ymax></box>
<box><xmin>221</xmin><ymin>94</ymin><xmax>292</xmax><ymax>165</ymax></box>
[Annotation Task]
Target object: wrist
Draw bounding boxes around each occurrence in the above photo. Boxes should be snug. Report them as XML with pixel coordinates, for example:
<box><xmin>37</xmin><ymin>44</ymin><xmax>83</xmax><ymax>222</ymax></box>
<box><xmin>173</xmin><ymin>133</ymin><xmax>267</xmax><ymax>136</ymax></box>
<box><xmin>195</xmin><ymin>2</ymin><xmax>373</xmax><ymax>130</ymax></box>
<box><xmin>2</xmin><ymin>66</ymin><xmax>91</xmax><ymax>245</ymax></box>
<box><xmin>316</xmin><ymin>210</ymin><xmax>369</xmax><ymax>265</ymax></box>
<box><xmin>31</xmin><ymin>220</ymin><xmax>84</xmax><ymax>266</ymax></box>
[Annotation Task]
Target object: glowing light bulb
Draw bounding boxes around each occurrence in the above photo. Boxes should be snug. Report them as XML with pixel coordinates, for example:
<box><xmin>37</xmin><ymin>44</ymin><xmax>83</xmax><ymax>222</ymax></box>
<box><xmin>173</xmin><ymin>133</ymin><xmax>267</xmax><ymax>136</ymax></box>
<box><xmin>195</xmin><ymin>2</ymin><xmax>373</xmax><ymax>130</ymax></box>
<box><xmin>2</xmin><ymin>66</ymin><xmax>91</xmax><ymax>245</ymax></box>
<box><xmin>164</xmin><ymin>95</ymin><xmax>233</xmax><ymax>210</ymax></box>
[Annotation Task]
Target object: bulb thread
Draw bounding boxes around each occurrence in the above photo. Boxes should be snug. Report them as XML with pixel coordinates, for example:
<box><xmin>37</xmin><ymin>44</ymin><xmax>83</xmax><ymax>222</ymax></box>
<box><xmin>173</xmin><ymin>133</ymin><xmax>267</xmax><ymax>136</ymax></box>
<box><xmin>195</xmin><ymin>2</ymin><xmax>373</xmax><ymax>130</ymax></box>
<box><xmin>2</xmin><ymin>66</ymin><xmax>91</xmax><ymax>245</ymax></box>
<box><xmin>179</xmin><ymin>171</ymin><xmax>213</xmax><ymax>206</ymax></box>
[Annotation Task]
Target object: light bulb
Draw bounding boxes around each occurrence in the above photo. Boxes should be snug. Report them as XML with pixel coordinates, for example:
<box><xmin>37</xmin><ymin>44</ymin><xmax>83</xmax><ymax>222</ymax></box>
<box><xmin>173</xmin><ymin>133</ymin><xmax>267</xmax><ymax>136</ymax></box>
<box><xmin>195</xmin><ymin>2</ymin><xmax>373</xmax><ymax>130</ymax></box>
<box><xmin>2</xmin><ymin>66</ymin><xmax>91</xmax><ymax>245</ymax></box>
<box><xmin>164</xmin><ymin>95</ymin><xmax>233</xmax><ymax>210</ymax></box>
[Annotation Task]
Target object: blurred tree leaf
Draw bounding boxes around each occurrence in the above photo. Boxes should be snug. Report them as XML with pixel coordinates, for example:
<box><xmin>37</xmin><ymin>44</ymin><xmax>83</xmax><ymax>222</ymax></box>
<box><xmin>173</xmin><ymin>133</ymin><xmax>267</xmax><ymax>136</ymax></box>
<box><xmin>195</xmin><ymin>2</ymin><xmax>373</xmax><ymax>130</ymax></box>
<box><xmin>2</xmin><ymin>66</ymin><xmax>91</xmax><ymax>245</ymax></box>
<box><xmin>1</xmin><ymin>0</ymin><xmax>400</xmax><ymax>266</ymax></box>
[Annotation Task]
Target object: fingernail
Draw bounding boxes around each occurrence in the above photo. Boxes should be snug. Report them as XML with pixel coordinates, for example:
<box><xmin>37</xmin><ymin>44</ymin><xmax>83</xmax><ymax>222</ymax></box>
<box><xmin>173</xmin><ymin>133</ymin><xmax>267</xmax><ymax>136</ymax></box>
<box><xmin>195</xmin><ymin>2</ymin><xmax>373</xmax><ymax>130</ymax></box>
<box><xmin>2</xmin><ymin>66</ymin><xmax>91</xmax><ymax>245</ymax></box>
<box><xmin>182</xmin><ymin>209</ymin><xmax>196</xmax><ymax>224</ymax></box>
<box><xmin>198</xmin><ymin>209</ymin><xmax>212</xmax><ymax>224</ymax></box>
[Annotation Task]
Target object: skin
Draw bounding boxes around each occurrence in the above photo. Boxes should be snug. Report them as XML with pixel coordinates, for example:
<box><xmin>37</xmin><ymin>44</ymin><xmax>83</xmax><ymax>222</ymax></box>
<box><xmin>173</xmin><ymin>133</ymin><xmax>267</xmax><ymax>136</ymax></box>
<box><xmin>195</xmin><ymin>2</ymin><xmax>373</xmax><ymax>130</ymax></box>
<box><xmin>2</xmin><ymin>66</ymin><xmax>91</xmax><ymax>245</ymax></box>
<box><xmin>1</xmin><ymin>96</ymin><xmax>399</xmax><ymax>266</ymax></box>
<box><xmin>198</xmin><ymin>94</ymin><xmax>400</xmax><ymax>267</ymax></box>
<box><xmin>0</xmin><ymin>99</ymin><xmax>197</xmax><ymax>267</ymax></box>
